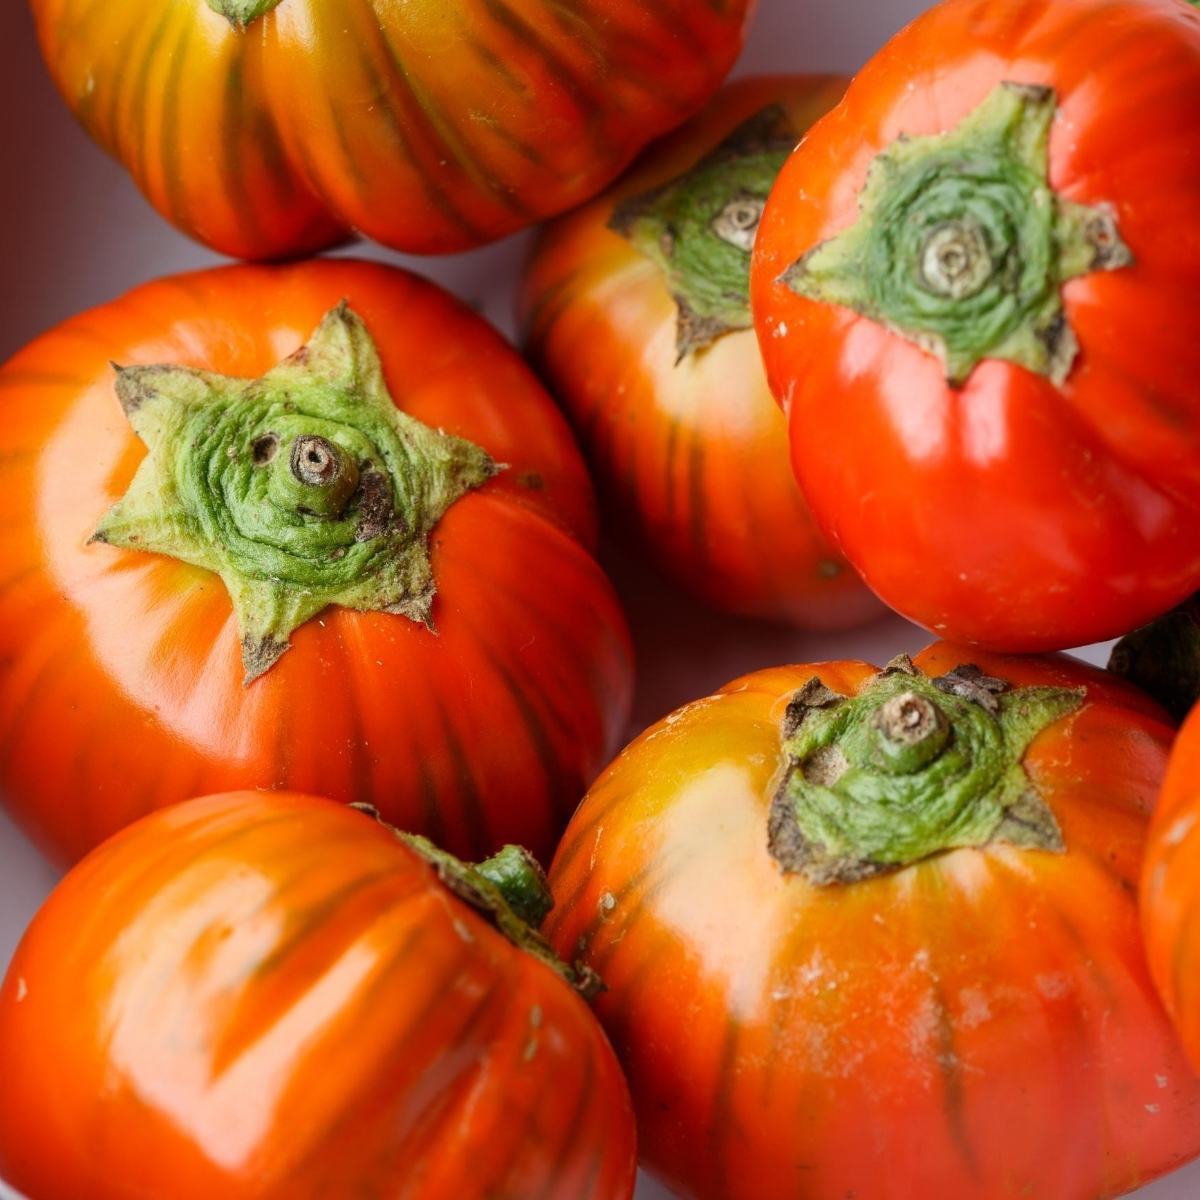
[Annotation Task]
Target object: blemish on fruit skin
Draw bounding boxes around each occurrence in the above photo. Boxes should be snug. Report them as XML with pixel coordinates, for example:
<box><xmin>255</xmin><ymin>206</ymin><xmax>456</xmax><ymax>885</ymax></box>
<box><xmin>523</xmin><ymin>1005</ymin><xmax>543</xmax><ymax>1061</ymax></box>
<box><xmin>1035</xmin><ymin>972</ymin><xmax>1071</xmax><ymax>1000</ymax></box>
<box><xmin>598</xmin><ymin>891</ymin><xmax>616</xmax><ymax>919</ymax></box>
<box><xmin>958</xmin><ymin>986</ymin><xmax>992</xmax><ymax>1030</ymax></box>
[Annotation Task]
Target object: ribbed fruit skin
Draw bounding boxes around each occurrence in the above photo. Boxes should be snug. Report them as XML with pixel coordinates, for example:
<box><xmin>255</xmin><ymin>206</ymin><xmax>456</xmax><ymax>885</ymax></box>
<box><xmin>0</xmin><ymin>792</ymin><xmax>639</xmax><ymax>1200</ymax></box>
<box><xmin>0</xmin><ymin>258</ymin><xmax>634</xmax><ymax>867</ymax></box>
<box><xmin>30</xmin><ymin>0</ymin><xmax>756</xmax><ymax>257</ymax></box>
<box><xmin>548</xmin><ymin>643</ymin><xmax>1200</xmax><ymax>1200</ymax></box>
<box><xmin>752</xmin><ymin>0</ymin><xmax>1200</xmax><ymax>651</ymax></box>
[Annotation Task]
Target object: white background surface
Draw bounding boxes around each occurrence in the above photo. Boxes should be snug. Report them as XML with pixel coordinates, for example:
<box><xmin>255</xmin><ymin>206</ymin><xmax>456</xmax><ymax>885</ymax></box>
<box><xmin>0</xmin><ymin>1</ymin><xmax>1196</xmax><ymax>1196</ymax></box>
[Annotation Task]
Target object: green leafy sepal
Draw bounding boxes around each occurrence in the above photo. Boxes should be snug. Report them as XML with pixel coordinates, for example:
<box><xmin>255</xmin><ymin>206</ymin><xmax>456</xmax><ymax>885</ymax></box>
<box><xmin>769</xmin><ymin>655</ymin><xmax>1083</xmax><ymax>885</ymax></box>
<box><xmin>93</xmin><ymin>303</ymin><xmax>498</xmax><ymax>683</ymax></box>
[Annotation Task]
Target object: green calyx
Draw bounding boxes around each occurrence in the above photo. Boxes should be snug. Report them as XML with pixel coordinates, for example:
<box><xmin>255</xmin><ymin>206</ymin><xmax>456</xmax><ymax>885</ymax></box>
<box><xmin>782</xmin><ymin>82</ymin><xmax>1133</xmax><ymax>387</ymax></box>
<box><xmin>473</xmin><ymin>843</ymin><xmax>555</xmax><ymax>928</ymax></box>
<box><xmin>611</xmin><ymin>106</ymin><xmax>797</xmax><ymax>360</ymax></box>
<box><xmin>1109</xmin><ymin>596</ymin><xmax>1200</xmax><ymax>722</ymax></box>
<box><xmin>769</xmin><ymin>656</ymin><xmax>1083</xmax><ymax>885</ymax></box>
<box><xmin>204</xmin><ymin>0</ymin><xmax>284</xmax><ymax>29</ymax></box>
<box><xmin>350</xmin><ymin>805</ymin><xmax>602</xmax><ymax>999</ymax></box>
<box><xmin>93</xmin><ymin>303</ymin><xmax>499</xmax><ymax>684</ymax></box>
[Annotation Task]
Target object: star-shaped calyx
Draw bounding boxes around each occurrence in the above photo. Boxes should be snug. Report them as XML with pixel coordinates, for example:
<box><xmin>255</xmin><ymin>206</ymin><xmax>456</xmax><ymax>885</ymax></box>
<box><xmin>610</xmin><ymin>105</ymin><xmax>797</xmax><ymax>360</ymax></box>
<box><xmin>768</xmin><ymin>655</ymin><xmax>1083</xmax><ymax>886</ymax></box>
<box><xmin>782</xmin><ymin>82</ymin><xmax>1133</xmax><ymax>386</ymax></box>
<box><xmin>93</xmin><ymin>303</ymin><xmax>500</xmax><ymax>683</ymax></box>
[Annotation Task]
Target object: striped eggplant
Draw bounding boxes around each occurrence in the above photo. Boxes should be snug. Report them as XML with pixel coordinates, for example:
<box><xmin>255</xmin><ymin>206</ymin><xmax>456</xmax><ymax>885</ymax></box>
<box><xmin>0</xmin><ymin>258</ymin><xmax>633</xmax><ymax>866</ymax></box>
<box><xmin>29</xmin><ymin>0</ymin><xmax>755</xmax><ymax>258</ymax></box>
<box><xmin>0</xmin><ymin>791</ymin><xmax>638</xmax><ymax>1199</ymax></box>
<box><xmin>547</xmin><ymin>643</ymin><xmax>1200</xmax><ymax>1199</ymax></box>
<box><xmin>520</xmin><ymin>75</ymin><xmax>881</xmax><ymax>628</ymax></box>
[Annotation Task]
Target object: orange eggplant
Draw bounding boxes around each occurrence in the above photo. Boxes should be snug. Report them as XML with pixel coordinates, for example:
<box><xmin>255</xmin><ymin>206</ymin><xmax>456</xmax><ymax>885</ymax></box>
<box><xmin>0</xmin><ymin>791</ymin><xmax>638</xmax><ymax>1199</ymax></box>
<box><xmin>548</xmin><ymin>644</ymin><xmax>1200</xmax><ymax>1199</ymax></box>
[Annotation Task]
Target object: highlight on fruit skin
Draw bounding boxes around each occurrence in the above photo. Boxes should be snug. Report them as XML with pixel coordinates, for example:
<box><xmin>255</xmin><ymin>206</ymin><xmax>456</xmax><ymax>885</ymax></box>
<box><xmin>29</xmin><ymin>0</ymin><xmax>755</xmax><ymax>258</ymax></box>
<box><xmin>547</xmin><ymin>642</ymin><xmax>1200</xmax><ymax>1200</ymax></box>
<box><xmin>0</xmin><ymin>792</ymin><xmax>639</xmax><ymax>1200</ymax></box>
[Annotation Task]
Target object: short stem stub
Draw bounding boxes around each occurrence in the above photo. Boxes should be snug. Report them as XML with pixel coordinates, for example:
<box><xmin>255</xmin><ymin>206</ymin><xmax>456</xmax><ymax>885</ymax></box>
<box><xmin>271</xmin><ymin>434</ymin><xmax>360</xmax><ymax>518</ymax></box>
<box><xmin>291</xmin><ymin>435</ymin><xmax>345</xmax><ymax>487</ymax></box>
<box><xmin>349</xmin><ymin>805</ymin><xmax>602</xmax><ymax>999</ymax></box>
<box><xmin>769</xmin><ymin>659</ymin><xmax>1083</xmax><ymax>885</ymax></box>
<box><xmin>475</xmin><ymin>844</ymin><xmax>555</xmax><ymax>928</ymax></box>
<box><xmin>872</xmin><ymin>690</ymin><xmax>949</xmax><ymax>773</ymax></box>
<box><xmin>919</xmin><ymin>220</ymin><xmax>993</xmax><ymax>299</ymax></box>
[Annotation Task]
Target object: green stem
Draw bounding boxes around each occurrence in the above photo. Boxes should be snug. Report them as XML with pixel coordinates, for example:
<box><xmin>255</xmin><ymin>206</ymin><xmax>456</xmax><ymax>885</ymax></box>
<box><xmin>475</xmin><ymin>844</ymin><xmax>555</xmax><ymax>928</ymax></box>
<box><xmin>349</xmin><ymin>805</ymin><xmax>601</xmax><ymax>998</ymax></box>
<box><xmin>1109</xmin><ymin>597</ymin><xmax>1200</xmax><ymax>722</ymax></box>
<box><xmin>769</xmin><ymin>656</ymin><xmax>1082</xmax><ymax>885</ymax></box>
<box><xmin>783</xmin><ymin>82</ymin><xmax>1132</xmax><ymax>387</ymax></box>
<box><xmin>204</xmin><ymin>0</ymin><xmax>284</xmax><ymax>29</ymax></box>
<box><xmin>269</xmin><ymin>435</ymin><xmax>361</xmax><ymax>518</ymax></box>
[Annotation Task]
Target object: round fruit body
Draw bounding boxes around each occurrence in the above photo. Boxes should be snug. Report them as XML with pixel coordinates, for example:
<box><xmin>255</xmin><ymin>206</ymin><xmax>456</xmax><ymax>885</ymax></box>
<box><xmin>0</xmin><ymin>791</ymin><xmax>638</xmax><ymax>1200</ymax></box>
<box><xmin>751</xmin><ymin>0</ymin><xmax>1200</xmax><ymax>651</ymax></box>
<box><xmin>522</xmin><ymin>76</ymin><xmax>880</xmax><ymax>630</ymax></box>
<box><xmin>1142</xmin><ymin>702</ymin><xmax>1200</xmax><ymax>1071</ymax></box>
<box><xmin>547</xmin><ymin>643</ymin><xmax>1200</xmax><ymax>1199</ymax></box>
<box><xmin>29</xmin><ymin>0</ymin><xmax>754</xmax><ymax>260</ymax></box>
<box><xmin>0</xmin><ymin>259</ymin><xmax>633</xmax><ymax>867</ymax></box>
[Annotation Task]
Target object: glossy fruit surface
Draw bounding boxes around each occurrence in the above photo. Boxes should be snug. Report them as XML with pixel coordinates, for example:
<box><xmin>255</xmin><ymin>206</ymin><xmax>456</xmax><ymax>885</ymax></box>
<box><xmin>752</xmin><ymin>0</ymin><xmax>1200</xmax><ymax>651</ymax></box>
<box><xmin>522</xmin><ymin>76</ymin><xmax>880</xmax><ymax>629</ymax></box>
<box><xmin>1142</xmin><ymin>701</ymin><xmax>1200</xmax><ymax>1073</ymax></box>
<box><xmin>0</xmin><ymin>259</ymin><xmax>632</xmax><ymax>867</ymax></box>
<box><xmin>29</xmin><ymin>0</ymin><xmax>754</xmax><ymax>259</ymax></box>
<box><xmin>0</xmin><ymin>791</ymin><xmax>638</xmax><ymax>1199</ymax></box>
<box><xmin>548</xmin><ymin>643</ymin><xmax>1199</xmax><ymax>1199</ymax></box>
